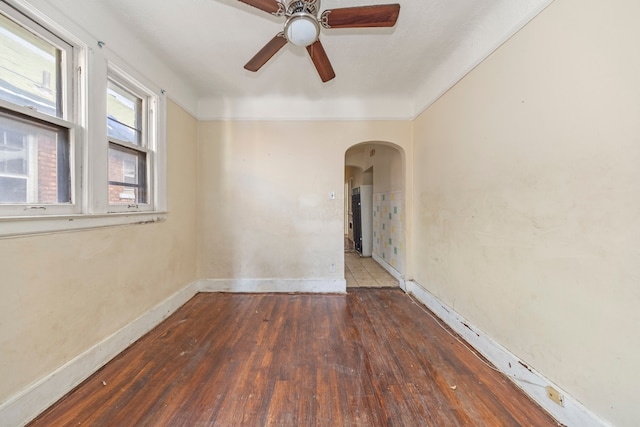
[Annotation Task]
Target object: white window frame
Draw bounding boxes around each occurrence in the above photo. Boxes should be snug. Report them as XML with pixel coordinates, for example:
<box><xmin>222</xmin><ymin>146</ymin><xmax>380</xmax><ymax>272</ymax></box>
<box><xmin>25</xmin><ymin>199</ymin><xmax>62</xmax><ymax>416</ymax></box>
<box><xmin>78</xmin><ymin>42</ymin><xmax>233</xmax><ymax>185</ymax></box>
<box><xmin>0</xmin><ymin>0</ymin><xmax>80</xmax><ymax>216</ymax></box>
<box><xmin>104</xmin><ymin>66</ymin><xmax>157</xmax><ymax>213</ymax></box>
<box><xmin>0</xmin><ymin>0</ymin><xmax>167</xmax><ymax>238</ymax></box>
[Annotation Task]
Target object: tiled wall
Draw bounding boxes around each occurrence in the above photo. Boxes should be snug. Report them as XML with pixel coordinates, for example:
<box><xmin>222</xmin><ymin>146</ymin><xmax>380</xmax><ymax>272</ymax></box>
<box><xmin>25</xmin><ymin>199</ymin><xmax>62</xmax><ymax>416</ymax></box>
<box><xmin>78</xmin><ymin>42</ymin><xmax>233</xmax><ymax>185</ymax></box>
<box><xmin>373</xmin><ymin>190</ymin><xmax>404</xmax><ymax>274</ymax></box>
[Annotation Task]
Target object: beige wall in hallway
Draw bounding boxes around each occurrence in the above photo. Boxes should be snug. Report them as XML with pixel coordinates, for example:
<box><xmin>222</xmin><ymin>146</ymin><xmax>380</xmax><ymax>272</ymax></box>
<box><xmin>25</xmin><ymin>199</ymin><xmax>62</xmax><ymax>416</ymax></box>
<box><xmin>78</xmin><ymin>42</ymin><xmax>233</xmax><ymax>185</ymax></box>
<box><xmin>346</xmin><ymin>144</ymin><xmax>404</xmax><ymax>195</ymax></box>
<box><xmin>0</xmin><ymin>100</ymin><xmax>198</xmax><ymax>404</ymax></box>
<box><xmin>197</xmin><ymin>121</ymin><xmax>412</xmax><ymax>283</ymax></box>
<box><xmin>412</xmin><ymin>0</ymin><xmax>640</xmax><ymax>425</ymax></box>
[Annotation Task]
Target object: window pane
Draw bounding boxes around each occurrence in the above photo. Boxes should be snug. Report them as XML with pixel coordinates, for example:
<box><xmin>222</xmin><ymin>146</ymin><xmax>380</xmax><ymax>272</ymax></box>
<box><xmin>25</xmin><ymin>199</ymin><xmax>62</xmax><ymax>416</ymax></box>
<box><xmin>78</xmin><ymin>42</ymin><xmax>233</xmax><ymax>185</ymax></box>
<box><xmin>108</xmin><ymin>144</ymin><xmax>146</xmax><ymax>204</ymax></box>
<box><xmin>107</xmin><ymin>80</ymin><xmax>142</xmax><ymax>145</ymax></box>
<box><xmin>0</xmin><ymin>12</ymin><xmax>61</xmax><ymax>117</ymax></box>
<box><xmin>0</xmin><ymin>110</ymin><xmax>71</xmax><ymax>204</ymax></box>
<box><xmin>0</xmin><ymin>176</ymin><xmax>26</xmax><ymax>203</ymax></box>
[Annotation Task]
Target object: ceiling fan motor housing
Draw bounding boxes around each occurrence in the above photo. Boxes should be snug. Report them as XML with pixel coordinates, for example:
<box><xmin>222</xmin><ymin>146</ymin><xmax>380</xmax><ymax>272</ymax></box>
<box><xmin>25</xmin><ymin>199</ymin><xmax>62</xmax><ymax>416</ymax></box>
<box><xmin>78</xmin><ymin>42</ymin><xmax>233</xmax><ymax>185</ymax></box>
<box><xmin>285</xmin><ymin>0</ymin><xmax>319</xmax><ymax>16</ymax></box>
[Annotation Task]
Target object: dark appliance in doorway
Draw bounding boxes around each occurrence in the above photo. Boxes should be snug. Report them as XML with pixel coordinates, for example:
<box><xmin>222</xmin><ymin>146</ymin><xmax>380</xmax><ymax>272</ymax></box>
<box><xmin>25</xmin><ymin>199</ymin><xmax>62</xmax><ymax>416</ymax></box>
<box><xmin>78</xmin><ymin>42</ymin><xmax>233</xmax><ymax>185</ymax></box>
<box><xmin>352</xmin><ymin>187</ymin><xmax>362</xmax><ymax>253</ymax></box>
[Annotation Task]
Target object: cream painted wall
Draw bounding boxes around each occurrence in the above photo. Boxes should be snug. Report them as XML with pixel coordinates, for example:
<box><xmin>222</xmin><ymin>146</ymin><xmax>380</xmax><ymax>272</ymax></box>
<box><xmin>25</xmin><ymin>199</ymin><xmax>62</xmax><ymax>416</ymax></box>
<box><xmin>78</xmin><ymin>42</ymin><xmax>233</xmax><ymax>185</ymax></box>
<box><xmin>345</xmin><ymin>165</ymin><xmax>364</xmax><ymax>189</ymax></box>
<box><xmin>412</xmin><ymin>0</ymin><xmax>640</xmax><ymax>425</ymax></box>
<box><xmin>197</xmin><ymin>121</ymin><xmax>411</xmax><ymax>283</ymax></box>
<box><xmin>370</xmin><ymin>145</ymin><xmax>403</xmax><ymax>195</ymax></box>
<box><xmin>0</xmin><ymin>100</ymin><xmax>198</xmax><ymax>404</ymax></box>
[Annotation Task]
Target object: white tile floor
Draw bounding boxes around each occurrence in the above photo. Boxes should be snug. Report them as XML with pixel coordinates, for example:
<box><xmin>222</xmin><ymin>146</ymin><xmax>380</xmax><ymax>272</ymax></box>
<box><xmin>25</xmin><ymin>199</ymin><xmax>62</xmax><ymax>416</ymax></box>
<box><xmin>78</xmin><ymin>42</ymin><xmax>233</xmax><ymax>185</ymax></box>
<box><xmin>345</xmin><ymin>238</ymin><xmax>399</xmax><ymax>288</ymax></box>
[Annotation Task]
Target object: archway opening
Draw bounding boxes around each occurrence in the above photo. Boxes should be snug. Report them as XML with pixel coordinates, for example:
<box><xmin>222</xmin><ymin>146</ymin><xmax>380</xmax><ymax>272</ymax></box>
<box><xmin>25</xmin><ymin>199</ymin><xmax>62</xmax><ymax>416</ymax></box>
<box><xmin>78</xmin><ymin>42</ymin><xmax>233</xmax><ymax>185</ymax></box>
<box><xmin>344</xmin><ymin>142</ymin><xmax>406</xmax><ymax>288</ymax></box>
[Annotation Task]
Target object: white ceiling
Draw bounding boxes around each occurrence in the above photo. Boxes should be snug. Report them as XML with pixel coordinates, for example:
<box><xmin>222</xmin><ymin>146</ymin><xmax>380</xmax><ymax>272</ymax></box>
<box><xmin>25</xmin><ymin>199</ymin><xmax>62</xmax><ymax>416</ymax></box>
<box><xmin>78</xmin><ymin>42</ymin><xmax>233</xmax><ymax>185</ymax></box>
<box><xmin>54</xmin><ymin>0</ymin><xmax>553</xmax><ymax>119</ymax></box>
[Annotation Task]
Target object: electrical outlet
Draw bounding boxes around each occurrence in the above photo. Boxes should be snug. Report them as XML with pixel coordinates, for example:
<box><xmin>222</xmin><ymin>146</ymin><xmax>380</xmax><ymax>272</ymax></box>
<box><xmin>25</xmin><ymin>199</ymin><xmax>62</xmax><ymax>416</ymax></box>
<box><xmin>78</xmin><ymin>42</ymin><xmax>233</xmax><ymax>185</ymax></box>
<box><xmin>546</xmin><ymin>386</ymin><xmax>564</xmax><ymax>406</ymax></box>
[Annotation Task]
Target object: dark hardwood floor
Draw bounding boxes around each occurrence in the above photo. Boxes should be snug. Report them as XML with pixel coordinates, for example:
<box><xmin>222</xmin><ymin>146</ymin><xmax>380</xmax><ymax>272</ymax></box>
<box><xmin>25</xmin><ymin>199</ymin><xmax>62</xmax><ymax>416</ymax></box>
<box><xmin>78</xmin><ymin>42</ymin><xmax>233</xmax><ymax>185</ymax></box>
<box><xmin>29</xmin><ymin>289</ymin><xmax>558</xmax><ymax>426</ymax></box>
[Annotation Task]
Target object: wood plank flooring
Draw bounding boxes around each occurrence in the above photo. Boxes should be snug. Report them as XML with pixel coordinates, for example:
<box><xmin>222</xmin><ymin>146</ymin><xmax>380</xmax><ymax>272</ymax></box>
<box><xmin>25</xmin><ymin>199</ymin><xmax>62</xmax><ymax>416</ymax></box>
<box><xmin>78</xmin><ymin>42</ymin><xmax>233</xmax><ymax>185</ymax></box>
<box><xmin>29</xmin><ymin>289</ymin><xmax>559</xmax><ymax>426</ymax></box>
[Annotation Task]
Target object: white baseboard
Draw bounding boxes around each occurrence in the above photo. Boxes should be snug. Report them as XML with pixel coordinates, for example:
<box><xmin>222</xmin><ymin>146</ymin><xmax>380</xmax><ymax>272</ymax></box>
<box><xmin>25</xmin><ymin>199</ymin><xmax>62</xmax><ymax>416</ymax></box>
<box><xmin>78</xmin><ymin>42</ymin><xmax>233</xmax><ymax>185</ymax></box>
<box><xmin>371</xmin><ymin>252</ymin><xmax>406</xmax><ymax>289</ymax></box>
<box><xmin>405</xmin><ymin>280</ymin><xmax>611</xmax><ymax>427</ymax></box>
<box><xmin>197</xmin><ymin>278</ymin><xmax>346</xmax><ymax>294</ymax></box>
<box><xmin>0</xmin><ymin>281</ymin><xmax>199</xmax><ymax>427</ymax></box>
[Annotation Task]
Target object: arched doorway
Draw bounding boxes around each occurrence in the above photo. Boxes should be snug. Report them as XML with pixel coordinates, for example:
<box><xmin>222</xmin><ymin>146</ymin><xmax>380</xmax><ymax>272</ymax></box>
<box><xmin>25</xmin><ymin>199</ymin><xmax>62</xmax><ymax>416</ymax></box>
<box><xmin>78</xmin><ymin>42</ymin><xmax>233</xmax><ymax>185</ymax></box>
<box><xmin>344</xmin><ymin>142</ymin><xmax>406</xmax><ymax>288</ymax></box>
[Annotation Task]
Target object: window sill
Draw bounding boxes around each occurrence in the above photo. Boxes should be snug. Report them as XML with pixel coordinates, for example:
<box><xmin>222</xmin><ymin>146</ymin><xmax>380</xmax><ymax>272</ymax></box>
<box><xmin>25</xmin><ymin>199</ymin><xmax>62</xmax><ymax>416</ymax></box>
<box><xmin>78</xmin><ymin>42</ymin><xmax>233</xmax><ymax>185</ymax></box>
<box><xmin>0</xmin><ymin>211</ymin><xmax>167</xmax><ymax>239</ymax></box>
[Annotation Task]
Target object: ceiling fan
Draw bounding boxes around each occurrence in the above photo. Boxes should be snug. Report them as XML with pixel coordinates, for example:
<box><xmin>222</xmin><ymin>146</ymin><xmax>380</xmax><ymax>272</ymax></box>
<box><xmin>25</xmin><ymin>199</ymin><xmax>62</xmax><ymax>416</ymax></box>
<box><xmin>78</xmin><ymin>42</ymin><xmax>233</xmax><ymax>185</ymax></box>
<box><xmin>239</xmin><ymin>0</ymin><xmax>401</xmax><ymax>82</ymax></box>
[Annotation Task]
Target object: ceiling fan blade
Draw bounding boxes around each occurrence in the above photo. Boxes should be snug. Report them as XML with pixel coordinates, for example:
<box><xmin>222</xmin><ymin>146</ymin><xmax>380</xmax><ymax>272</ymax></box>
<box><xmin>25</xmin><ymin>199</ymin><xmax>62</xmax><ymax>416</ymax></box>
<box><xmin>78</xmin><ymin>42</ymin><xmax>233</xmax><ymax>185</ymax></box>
<box><xmin>321</xmin><ymin>4</ymin><xmax>400</xmax><ymax>29</ymax></box>
<box><xmin>237</xmin><ymin>0</ymin><xmax>282</xmax><ymax>15</ymax></box>
<box><xmin>306</xmin><ymin>40</ymin><xmax>335</xmax><ymax>83</ymax></box>
<box><xmin>244</xmin><ymin>33</ymin><xmax>288</xmax><ymax>72</ymax></box>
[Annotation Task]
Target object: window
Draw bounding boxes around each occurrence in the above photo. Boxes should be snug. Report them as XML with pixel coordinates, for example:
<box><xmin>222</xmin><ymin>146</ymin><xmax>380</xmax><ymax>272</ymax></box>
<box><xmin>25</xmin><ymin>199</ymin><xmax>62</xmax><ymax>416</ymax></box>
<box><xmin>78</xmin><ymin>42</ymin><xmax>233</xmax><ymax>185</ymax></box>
<box><xmin>0</xmin><ymin>0</ymin><xmax>166</xmax><ymax>236</ymax></box>
<box><xmin>0</xmin><ymin>2</ymin><xmax>75</xmax><ymax>213</ymax></box>
<box><xmin>0</xmin><ymin>110</ymin><xmax>70</xmax><ymax>204</ymax></box>
<box><xmin>0</xmin><ymin>7</ymin><xmax>61</xmax><ymax>117</ymax></box>
<box><xmin>107</xmin><ymin>77</ymin><xmax>150</xmax><ymax>207</ymax></box>
<box><xmin>107</xmin><ymin>70</ymin><xmax>155</xmax><ymax>210</ymax></box>
<box><xmin>108</xmin><ymin>145</ymin><xmax>146</xmax><ymax>204</ymax></box>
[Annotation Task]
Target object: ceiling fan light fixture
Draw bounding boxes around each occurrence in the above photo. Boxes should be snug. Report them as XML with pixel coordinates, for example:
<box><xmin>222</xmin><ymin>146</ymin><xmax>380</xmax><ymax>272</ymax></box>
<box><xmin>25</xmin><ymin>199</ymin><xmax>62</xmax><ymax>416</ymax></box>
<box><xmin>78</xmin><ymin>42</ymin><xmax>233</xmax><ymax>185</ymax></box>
<box><xmin>285</xmin><ymin>13</ymin><xmax>320</xmax><ymax>47</ymax></box>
